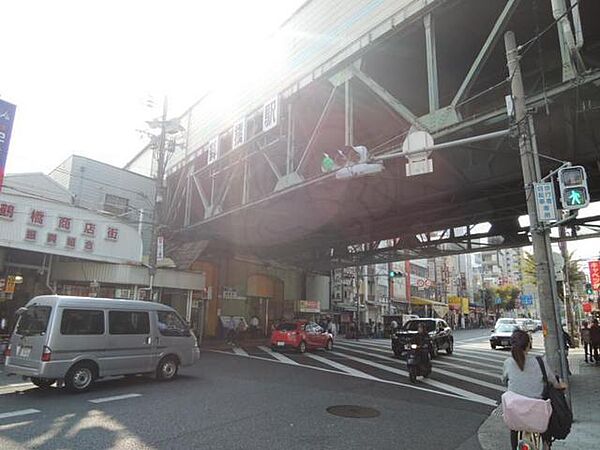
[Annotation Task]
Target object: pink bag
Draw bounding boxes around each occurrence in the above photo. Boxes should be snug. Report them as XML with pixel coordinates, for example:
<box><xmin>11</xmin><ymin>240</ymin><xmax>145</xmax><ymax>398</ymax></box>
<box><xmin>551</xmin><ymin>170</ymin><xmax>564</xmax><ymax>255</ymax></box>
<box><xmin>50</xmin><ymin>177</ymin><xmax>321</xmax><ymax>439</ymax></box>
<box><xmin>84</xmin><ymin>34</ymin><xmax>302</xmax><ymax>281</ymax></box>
<box><xmin>502</xmin><ymin>390</ymin><xmax>553</xmax><ymax>433</ymax></box>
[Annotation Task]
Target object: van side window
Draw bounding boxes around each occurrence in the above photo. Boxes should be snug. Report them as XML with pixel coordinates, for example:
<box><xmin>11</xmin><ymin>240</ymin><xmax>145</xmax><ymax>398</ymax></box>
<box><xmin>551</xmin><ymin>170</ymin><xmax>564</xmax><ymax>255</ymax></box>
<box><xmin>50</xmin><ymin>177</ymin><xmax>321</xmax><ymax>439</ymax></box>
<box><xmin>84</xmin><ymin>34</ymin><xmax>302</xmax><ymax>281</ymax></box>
<box><xmin>109</xmin><ymin>311</ymin><xmax>149</xmax><ymax>335</ymax></box>
<box><xmin>157</xmin><ymin>311</ymin><xmax>190</xmax><ymax>337</ymax></box>
<box><xmin>61</xmin><ymin>309</ymin><xmax>104</xmax><ymax>335</ymax></box>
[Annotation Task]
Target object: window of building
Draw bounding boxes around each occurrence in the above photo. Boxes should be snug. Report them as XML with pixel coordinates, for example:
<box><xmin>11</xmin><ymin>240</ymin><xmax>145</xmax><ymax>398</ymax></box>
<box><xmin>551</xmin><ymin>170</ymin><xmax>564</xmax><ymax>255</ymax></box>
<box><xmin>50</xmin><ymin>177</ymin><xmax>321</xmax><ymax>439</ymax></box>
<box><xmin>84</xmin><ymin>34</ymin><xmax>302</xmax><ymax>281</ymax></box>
<box><xmin>61</xmin><ymin>309</ymin><xmax>104</xmax><ymax>335</ymax></box>
<box><xmin>109</xmin><ymin>311</ymin><xmax>149</xmax><ymax>335</ymax></box>
<box><xmin>104</xmin><ymin>194</ymin><xmax>130</xmax><ymax>215</ymax></box>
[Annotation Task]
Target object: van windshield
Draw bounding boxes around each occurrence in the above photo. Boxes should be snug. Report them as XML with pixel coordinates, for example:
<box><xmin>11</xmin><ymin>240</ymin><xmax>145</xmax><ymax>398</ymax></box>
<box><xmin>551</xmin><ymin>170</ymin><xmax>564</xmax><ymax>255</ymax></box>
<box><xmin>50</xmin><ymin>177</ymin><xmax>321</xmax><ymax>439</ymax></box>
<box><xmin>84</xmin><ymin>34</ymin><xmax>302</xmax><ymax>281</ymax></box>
<box><xmin>15</xmin><ymin>306</ymin><xmax>52</xmax><ymax>336</ymax></box>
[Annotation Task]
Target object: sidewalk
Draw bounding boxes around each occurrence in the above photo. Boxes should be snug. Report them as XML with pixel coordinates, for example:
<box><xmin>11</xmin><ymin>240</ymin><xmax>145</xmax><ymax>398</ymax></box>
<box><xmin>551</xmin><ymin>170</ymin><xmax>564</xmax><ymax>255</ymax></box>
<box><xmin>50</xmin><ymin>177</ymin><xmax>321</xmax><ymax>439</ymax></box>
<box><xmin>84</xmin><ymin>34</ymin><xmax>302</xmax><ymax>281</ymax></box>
<box><xmin>478</xmin><ymin>348</ymin><xmax>600</xmax><ymax>449</ymax></box>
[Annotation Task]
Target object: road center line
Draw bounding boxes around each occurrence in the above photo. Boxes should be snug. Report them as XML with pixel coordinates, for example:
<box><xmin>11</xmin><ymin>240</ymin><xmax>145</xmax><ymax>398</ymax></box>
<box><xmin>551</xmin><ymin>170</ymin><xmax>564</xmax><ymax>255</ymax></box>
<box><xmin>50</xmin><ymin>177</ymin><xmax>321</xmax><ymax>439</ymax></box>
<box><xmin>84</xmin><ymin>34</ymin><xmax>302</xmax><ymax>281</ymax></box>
<box><xmin>88</xmin><ymin>393</ymin><xmax>142</xmax><ymax>404</ymax></box>
<box><xmin>0</xmin><ymin>409</ymin><xmax>41</xmax><ymax>420</ymax></box>
<box><xmin>257</xmin><ymin>346</ymin><xmax>299</xmax><ymax>365</ymax></box>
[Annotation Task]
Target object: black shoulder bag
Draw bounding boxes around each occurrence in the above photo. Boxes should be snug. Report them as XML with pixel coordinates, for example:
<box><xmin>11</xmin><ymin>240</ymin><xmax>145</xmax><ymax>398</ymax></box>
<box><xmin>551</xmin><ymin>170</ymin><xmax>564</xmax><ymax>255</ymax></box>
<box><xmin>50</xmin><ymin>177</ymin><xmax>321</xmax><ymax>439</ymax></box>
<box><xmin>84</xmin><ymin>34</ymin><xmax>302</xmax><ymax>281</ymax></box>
<box><xmin>535</xmin><ymin>356</ymin><xmax>572</xmax><ymax>441</ymax></box>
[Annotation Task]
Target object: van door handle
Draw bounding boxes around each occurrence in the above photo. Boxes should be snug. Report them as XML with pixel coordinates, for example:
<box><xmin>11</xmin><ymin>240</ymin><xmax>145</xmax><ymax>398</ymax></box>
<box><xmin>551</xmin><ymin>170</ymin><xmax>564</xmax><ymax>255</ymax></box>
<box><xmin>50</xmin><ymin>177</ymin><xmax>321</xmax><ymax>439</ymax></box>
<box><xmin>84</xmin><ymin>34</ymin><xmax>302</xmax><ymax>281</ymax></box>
<box><xmin>146</xmin><ymin>336</ymin><xmax>152</xmax><ymax>345</ymax></box>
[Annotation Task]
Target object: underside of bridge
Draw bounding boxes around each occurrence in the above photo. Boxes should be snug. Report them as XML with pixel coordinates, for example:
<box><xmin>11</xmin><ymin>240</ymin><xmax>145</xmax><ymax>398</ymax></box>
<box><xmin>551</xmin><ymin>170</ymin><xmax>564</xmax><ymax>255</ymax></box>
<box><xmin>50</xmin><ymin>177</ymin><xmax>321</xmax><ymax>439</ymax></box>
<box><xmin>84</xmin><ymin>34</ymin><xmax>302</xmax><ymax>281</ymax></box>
<box><xmin>164</xmin><ymin>0</ymin><xmax>600</xmax><ymax>272</ymax></box>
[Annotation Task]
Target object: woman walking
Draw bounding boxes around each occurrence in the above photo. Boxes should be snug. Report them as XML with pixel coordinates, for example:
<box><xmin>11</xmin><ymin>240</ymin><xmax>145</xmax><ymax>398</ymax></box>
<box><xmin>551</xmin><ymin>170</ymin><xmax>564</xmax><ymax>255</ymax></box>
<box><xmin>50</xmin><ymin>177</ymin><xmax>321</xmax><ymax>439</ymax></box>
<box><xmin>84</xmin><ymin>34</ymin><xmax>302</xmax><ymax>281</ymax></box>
<box><xmin>502</xmin><ymin>330</ymin><xmax>566</xmax><ymax>449</ymax></box>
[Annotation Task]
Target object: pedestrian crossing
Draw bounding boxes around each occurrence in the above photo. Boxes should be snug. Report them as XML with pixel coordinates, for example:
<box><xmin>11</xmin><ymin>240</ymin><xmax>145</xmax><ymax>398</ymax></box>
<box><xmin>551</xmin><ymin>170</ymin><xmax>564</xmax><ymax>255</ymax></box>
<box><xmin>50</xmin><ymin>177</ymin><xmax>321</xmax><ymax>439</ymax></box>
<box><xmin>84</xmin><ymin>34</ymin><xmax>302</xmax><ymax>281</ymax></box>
<box><xmin>210</xmin><ymin>335</ymin><xmax>546</xmax><ymax>408</ymax></box>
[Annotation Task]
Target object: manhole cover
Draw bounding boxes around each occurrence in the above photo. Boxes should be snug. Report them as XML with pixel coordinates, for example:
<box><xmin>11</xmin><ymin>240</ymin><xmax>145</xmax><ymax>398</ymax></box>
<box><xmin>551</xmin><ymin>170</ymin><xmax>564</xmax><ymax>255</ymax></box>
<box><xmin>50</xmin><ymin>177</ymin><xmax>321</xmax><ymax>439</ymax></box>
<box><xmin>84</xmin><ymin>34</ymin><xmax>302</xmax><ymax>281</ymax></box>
<box><xmin>326</xmin><ymin>405</ymin><xmax>380</xmax><ymax>418</ymax></box>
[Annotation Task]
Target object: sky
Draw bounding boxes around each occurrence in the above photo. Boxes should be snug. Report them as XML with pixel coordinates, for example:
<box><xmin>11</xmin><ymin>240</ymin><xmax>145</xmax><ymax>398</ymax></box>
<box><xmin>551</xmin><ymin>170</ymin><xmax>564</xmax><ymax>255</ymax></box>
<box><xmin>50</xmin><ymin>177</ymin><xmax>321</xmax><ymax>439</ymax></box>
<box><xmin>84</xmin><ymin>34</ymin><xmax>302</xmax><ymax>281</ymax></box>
<box><xmin>1</xmin><ymin>0</ymin><xmax>304</xmax><ymax>174</ymax></box>
<box><xmin>2</xmin><ymin>0</ymin><xmax>598</xmax><ymax>268</ymax></box>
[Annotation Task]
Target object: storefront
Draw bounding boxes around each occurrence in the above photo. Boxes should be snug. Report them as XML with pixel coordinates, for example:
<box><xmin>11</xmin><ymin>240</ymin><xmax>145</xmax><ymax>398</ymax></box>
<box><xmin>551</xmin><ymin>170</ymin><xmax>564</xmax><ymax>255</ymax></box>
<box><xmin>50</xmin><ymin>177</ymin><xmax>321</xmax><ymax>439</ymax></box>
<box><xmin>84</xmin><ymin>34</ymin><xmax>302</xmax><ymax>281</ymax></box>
<box><xmin>50</xmin><ymin>262</ymin><xmax>204</xmax><ymax>321</ymax></box>
<box><xmin>0</xmin><ymin>178</ymin><xmax>204</xmax><ymax>334</ymax></box>
<box><xmin>410</xmin><ymin>297</ymin><xmax>449</xmax><ymax>319</ymax></box>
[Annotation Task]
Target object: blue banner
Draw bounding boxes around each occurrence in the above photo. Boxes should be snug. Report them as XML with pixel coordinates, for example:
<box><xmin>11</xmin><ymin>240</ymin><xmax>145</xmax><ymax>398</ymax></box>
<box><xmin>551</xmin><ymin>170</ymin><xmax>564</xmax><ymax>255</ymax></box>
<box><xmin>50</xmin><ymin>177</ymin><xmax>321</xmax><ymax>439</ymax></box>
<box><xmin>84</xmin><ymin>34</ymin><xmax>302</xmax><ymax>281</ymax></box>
<box><xmin>0</xmin><ymin>99</ymin><xmax>17</xmax><ymax>190</ymax></box>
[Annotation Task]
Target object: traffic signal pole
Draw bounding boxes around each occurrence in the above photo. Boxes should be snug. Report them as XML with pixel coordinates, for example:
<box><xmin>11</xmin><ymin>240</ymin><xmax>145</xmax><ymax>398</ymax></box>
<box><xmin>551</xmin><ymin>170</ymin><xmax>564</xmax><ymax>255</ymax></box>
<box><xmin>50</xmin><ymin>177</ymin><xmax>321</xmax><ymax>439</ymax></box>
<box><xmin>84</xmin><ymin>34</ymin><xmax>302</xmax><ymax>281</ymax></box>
<box><xmin>504</xmin><ymin>31</ymin><xmax>569</xmax><ymax>388</ymax></box>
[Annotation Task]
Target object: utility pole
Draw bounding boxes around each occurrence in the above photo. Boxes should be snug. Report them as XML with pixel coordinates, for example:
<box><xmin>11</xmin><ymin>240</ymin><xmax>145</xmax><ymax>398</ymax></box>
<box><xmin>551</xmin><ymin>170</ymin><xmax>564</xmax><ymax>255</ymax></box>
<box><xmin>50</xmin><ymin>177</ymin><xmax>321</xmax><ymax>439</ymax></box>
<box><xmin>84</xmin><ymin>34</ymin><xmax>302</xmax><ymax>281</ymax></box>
<box><xmin>148</xmin><ymin>96</ymin><xmax>168</xmax><ymax>300</ymax></box>
<box><xmin>504</xmin><ymin>31</ymin><xmax>569</xmax><ymax>385</ymax></box>
<box><xmin>559</xmin><ymin>221</ymin><xmax>578</xmax><ymax>345</ymax></box>
<box><xmin>387</xmin><ymin>261</ymin><xmax>392</xmax><ymax>315</ymax></box>
<box><xmin>355</xmin><ymin>265</ymin><xmax>361</xmax><ymax>340</ymax></box>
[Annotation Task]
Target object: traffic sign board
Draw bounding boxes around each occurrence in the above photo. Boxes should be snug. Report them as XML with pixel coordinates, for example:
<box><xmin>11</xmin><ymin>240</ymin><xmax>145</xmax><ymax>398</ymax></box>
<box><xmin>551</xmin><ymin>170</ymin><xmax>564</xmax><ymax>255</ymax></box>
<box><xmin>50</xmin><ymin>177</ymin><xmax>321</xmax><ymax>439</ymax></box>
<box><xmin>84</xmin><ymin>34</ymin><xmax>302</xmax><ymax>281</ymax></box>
<box><xmin>520</xmin><ymin>294</ymin><xmax>533</xmax><ymax>305</ymax></box>
<box><xmin>534</xmin><ymin>182</ymin><xmax>558</xmax><ymax>222</ymax></box>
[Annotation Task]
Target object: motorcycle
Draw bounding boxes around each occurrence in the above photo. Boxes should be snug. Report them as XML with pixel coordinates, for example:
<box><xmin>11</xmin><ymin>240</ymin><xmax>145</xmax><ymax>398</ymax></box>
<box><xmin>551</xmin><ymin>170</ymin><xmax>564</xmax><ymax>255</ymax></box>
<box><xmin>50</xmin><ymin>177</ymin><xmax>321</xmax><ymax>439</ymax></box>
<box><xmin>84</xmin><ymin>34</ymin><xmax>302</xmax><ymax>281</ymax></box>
<box><xmin>406</xmin><ymin>342</ymin><xmax>432</xmax><ymax>383</ymax></box>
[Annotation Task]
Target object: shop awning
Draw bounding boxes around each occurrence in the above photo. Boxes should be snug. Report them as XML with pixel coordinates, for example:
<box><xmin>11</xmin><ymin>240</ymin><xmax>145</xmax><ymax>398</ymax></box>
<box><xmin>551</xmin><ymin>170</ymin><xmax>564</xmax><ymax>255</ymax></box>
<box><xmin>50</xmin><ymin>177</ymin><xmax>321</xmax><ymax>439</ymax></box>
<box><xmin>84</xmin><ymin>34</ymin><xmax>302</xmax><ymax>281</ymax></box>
<box><xmin>51</xmin><ymin>261</ymin><xmax>205</xmax><ymax>291</ymax></box>
<box><xmin>409</xmin><ymin>297</ymin><xmax>449</xmax><ymax>318</ymax></box>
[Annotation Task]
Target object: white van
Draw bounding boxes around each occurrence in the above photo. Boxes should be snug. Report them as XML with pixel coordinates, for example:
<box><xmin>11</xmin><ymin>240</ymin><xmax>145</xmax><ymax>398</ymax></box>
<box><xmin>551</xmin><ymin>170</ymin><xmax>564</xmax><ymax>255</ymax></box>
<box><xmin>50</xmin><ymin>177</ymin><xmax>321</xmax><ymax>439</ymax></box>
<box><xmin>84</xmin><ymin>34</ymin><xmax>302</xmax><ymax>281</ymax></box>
<box><xmin>4</xmin><ymin>295</ymin><xmax>200</xmax><ymax>392</ymax></box>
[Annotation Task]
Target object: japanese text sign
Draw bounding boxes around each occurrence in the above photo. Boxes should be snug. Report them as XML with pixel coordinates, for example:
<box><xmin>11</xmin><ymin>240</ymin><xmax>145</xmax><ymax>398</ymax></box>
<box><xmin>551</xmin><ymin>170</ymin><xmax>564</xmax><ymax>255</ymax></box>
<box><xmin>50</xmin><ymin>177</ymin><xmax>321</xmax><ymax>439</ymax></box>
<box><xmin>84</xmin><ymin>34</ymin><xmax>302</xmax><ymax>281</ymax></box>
<box><xmin>589</xmin><ymin>261</ymin><xmax>600</xmax><ymax>291</ymax></box>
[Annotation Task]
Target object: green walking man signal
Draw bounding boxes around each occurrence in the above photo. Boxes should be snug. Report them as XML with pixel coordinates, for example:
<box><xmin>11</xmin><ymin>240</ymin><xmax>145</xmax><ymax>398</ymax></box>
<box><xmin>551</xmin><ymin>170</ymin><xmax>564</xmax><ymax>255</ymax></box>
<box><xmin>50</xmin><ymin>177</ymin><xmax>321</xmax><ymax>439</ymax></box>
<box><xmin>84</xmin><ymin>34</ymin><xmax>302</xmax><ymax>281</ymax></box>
<box><xmin>558</xmin><ymin>166</ymin><xmax>589</xmax><ymax>210</ymax></box>
<box><xmin>585</xmin><ymin>283</ymin><xmax>593</xmax><ymax>295</ymax></box>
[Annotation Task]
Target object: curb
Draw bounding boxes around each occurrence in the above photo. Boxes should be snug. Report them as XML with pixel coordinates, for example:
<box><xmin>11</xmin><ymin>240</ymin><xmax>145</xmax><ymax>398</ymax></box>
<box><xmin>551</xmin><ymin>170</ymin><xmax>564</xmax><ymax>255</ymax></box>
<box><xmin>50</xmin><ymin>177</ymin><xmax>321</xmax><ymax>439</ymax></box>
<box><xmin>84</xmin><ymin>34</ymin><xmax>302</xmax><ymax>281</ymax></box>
<box><xmin>477</xmin><ymin>405</ymin><xmax>508</xmax><ymax>450</ymax></box>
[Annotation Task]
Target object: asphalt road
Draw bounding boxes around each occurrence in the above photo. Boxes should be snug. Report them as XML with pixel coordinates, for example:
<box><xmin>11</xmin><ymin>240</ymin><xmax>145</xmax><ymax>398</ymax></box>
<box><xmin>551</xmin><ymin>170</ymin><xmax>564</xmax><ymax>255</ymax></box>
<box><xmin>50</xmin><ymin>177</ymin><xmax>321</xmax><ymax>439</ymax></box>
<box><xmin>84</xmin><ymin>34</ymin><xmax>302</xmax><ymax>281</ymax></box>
<box><xmin>0</xmin><ymin>328</ymin><xmax>537</xmax><ymax>450</ymax></box>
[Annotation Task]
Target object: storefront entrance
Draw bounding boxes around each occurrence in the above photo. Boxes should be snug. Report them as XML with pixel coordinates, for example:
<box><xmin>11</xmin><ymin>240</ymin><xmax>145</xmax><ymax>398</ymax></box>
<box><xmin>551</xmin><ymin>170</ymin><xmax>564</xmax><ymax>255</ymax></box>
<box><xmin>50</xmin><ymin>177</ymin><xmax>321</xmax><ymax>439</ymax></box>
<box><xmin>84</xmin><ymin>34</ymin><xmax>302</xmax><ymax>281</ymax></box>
<box><xmin>247</xmin><ymin>274</ymin><xmax>283</xmax><ymax>336</ymax></box>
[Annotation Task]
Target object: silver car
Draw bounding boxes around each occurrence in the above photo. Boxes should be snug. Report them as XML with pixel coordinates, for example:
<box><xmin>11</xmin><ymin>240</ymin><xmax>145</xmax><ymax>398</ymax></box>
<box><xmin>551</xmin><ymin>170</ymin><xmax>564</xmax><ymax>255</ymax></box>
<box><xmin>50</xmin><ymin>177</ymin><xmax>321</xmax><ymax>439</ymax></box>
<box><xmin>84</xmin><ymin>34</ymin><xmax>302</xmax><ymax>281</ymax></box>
<box><xmin>4</xmin><ymin>295</ymin><xmax>200</xmax><ymax>392</ymax></box>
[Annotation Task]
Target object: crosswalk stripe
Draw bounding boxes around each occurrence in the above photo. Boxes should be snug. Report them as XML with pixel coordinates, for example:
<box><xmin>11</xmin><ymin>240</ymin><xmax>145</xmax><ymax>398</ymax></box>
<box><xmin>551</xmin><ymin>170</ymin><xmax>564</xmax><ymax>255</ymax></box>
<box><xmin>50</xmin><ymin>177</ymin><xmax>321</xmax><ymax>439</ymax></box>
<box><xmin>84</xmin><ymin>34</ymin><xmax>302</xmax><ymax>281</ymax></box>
<box><xmin>434</xmin><ymin>360</ymin><xmax>501</xmax><ymax>379</ymax></box>
<box><xmin>330</xmin><ymin>351</ymin><xmax>497</xmax><ymax>406</ymax></box>
<box><xmin>257</xmin><ymin>346</ymin><xmax>299</xmax><ymax>365</ymax></box>
<box><xmin>232</xmin><ymin>347</ymin><xmax>249</xmax><ymax>357</ymax></box>
<box><xmin>89</xmin><ymin>394</ymin><xmax>142</xmax><ymax>404</ymax></box>
<box><xmin>335</xmin><ymin>344</ymin><xmax>504</xmax><ymax>392</ymax></box>
<box><xmin>452</xmin><ymin>350</ymin><xmax>507</xmax><ymax>365</ymax></box>
<box><xmin>0</xmin><ymin>409</ymin><xmax>40</xmax><ymax>420</ymax></box>
<box><xmin>304</xmin><ymin>353</ymin><xmax>378</xmax><ymax>380</ymax></box>
<box><xmin>209</xmin><ymin>349</ymin><xmax>497</xmax><ymax>406</ymax></box>
<box><xmin>337</xmin><ymin>340</ymin><xmax>503</xmax><ymax>372</ymax></box>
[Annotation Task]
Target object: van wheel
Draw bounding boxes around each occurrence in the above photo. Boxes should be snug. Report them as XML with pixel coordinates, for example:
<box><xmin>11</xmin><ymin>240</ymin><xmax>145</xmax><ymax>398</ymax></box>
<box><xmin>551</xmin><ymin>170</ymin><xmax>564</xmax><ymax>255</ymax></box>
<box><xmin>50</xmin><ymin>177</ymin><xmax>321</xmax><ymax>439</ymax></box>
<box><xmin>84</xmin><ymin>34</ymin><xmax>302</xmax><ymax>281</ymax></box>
<box><xmin>157</xmin><ymin>356</ymin><xmax>179</xmax><ymax>381</ymax></box>
<box><xmin>65</xmin><ymin>362</ymin><xmax>95</xmax><ymax>393</ymax></box>
<box><xmin>31</xmin><ymin>377</ymin><xmax>56</xmax><ymax>389</ymax></box>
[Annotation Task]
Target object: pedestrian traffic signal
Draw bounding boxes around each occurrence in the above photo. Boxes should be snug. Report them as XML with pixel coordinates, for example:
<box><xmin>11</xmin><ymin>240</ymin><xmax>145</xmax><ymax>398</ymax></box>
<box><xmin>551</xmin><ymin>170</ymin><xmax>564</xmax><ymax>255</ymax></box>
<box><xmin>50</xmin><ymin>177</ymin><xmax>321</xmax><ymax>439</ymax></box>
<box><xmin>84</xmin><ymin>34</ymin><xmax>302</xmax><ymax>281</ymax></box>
<box><xmin>321</xmin><ymin>153</ymin><xmax>336</xmax><ymax>173</ymax></box>
<box><xmin>389</xmin><ymin>270</ymin><xmax>403</xmax><ymax>278</ymax></box>
<box><xmin>586</xmin><ymin>283</ymin><xmax>593</xmax><ymax>295</ymax></box>
<box><xmin>558</xmin><ymin>166</ymin><xmax>589</xmax><ymax>210</ymax></box>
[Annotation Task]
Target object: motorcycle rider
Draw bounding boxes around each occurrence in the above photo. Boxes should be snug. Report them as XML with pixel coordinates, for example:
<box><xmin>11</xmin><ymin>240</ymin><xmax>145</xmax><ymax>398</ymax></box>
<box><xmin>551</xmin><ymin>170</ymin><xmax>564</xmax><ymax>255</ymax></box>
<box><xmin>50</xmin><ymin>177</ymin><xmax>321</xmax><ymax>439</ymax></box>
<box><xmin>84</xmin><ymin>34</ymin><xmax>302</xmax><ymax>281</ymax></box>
<box><xmin>412</xmin><ymin>323</ymin><xmax>432</xmax><ymax>366</ymax></box>
<box><xmin>413</xmin><ymin>322</ymin><xmax>431</xmax><ymax>347</ymax></box>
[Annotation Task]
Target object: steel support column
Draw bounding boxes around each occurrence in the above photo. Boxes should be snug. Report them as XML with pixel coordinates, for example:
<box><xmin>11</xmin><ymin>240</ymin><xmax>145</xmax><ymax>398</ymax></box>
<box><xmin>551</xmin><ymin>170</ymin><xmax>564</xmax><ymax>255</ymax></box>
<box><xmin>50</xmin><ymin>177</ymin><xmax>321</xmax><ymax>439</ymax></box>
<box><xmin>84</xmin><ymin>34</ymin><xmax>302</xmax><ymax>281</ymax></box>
<box><xmin>351</xmin><ymin>66</ymin><xmax>425</xmax><ymax>130</ymax></box>
<box><xmin>452</xmin><ymin>0</ymin><xmax>520</xmax><ymax>107</ymax></box>
<box><xmin>184</xmin><ymin>170</ymin><xmax>192</xmax><ymax>226</ymax></box>
<box><xmin>242</xmin><ymin>158</ymin><xmax>249</xmax><ymax>205</ymax></box>
<box><xmin>424</xmin><ymin>13</ymin><xmax>439</xmax><ymax>112</ymax></box>
<box><xmin>296</xmin><ymin>85</ymin><xmax>337</xmax><ymax>172</ymax></box>
<box><xmin>286</xmin><ymin>102</ymin><xmax>295</xmax><ymax>174</ymax></box>
<box><xmin>345</xmin><ymin>78</ymin><xmax>354</xmax><ymax>146</ymax></box>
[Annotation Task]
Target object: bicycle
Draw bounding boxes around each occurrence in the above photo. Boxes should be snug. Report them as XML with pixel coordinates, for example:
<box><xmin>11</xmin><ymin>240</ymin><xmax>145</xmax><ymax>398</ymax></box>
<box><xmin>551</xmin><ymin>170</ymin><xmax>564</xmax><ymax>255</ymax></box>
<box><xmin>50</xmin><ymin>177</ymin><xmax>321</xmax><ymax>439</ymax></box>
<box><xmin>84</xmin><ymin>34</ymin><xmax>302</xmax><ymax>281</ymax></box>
<box><xmin>516</xmin><ymin>430</ymin><xmax>545</xmax><ymax>450</ymax></box>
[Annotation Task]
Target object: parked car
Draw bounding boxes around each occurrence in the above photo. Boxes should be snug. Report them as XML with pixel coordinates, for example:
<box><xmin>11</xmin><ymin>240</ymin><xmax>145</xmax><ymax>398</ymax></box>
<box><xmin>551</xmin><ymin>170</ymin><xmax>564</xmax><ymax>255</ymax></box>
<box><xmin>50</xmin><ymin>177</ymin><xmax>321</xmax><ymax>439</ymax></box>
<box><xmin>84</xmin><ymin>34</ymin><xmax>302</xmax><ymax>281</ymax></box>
<box><xmin>4</xmin><ymin>295</ymin><xmax>200</xmax><ymax>392</ymax></box>
<box><xmin>271</xmin><ymin>321</ymin><xmax>333</xmax><ymax>353</ymax></box>
<box><xmin>490</xmin><ymin>323</ymin><xmax>520</xmax><ymax>349</ymax></box>
<box><xmin>391</xmin><ymin>318</ymin><xmax>453</xmax><ymax>358</ymax></box>
<box><xmin>515</xmin><ymin>318</ymin><xmax>536</xmax><ymax>332</ymax></box>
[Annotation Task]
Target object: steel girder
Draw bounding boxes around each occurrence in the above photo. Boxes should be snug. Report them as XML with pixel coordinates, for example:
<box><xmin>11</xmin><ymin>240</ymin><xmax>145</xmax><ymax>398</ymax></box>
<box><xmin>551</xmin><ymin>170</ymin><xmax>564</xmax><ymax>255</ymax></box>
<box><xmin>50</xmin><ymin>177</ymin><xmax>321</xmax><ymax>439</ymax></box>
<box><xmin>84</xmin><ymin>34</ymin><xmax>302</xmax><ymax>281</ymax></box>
<box><xmin>164</xmin><ymin>0</ymin><xmax>600</xmax><ymax>268</ymax></box>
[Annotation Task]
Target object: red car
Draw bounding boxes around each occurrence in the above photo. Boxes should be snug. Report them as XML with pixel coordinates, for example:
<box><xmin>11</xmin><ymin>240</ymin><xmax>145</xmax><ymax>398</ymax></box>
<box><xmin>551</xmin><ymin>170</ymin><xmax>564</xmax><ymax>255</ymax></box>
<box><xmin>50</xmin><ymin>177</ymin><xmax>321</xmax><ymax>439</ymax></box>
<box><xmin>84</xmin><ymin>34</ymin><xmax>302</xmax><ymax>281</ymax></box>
<box><xmin>271</xmin><ymin>321</ymin><xmax>334</xmax><ymax>353</ymax></box>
